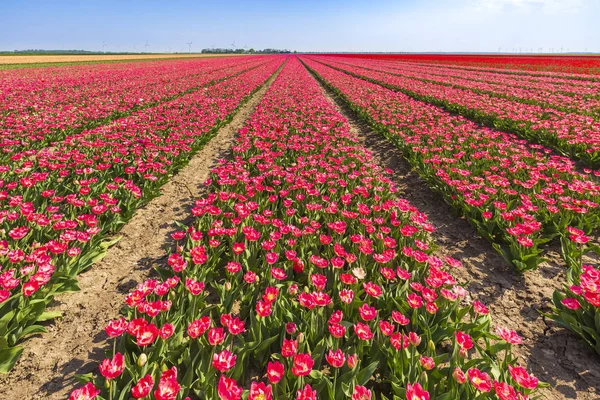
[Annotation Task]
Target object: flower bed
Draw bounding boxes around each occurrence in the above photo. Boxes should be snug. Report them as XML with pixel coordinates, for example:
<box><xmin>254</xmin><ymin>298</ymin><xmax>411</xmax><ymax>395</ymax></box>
<box><xmin>310</xmin><ymin>56</ymin><xmax>600</xmax><ymax>167</ymax></box>
<box><xmin>0</xmin><ymin>57</ymin><xmax>269</xmax><ymax>162</ymax></box>
<box><xmin>0</xmin><ymin>58</ymin><xmax>283</xmax><ymax>372</ymax></box>
<box><xmin>69</xmin><ymin>57</ymin><xmax>539</xmax><ymax>400</ymax></box>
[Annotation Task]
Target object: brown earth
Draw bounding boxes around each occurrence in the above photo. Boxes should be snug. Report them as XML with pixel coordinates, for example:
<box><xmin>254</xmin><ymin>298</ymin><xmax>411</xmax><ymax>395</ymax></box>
<box><xmin>0</xmin><ymin>65</ymin><xmax>282</xmax><ymax>400</ymax></box>
<box><xmin>0</xmin><ymin>53</ymin><xmax>248</xmax><ymax>65</ymax></box>
<box><xmin>309</xmin><ymin>66</ymin><xmax>600</xmax><ymax>400</ymax></box>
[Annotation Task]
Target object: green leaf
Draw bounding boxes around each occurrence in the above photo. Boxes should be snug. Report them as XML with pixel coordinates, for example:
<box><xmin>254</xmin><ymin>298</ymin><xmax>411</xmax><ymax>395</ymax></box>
<box><xmin>0</xmin><ymin>345</ymin><xmax>24</xmax><ymax>373</ymax></box>
<box><xmin>15</xmin><ymin>325</ymin><xmax>47</xmax><ymax>342</ymax></box>
<box><xmin>355</xmin><ymin>360</ymin><xmax>379</xmax><ymax>386</ymax></box>
<box><xmin>74</xmin><ymin>372</ymin><xmax>95</xmax><ymax>384</ymax></box>
<box><xmin>37</xmin><ymin>311</ymin><xmax>62</xmax><ymax>322</ymax></box>
<box><xmin>101</xmin><ymin>235</ymin><xmax>122</xmax><ymax>249</ymax></box>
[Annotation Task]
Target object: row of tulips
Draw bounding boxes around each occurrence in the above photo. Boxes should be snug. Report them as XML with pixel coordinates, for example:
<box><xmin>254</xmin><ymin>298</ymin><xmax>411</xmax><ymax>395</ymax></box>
<box><xmin>329</xmin><ymin>54</ymin><xmax>600</xmax><ymax>78</ymax></box>
<box><xmin>0</xmin><ymin>57</ymin><xmax>284</xmax><ymax>372</ymax></box>
<box><xmin>0</xmin><ymin>56</ymin><xmax>267</xmax><ymax>162</ymax></box>
<box><xmin>302</xmin><ymin>58</ymin><xmax>600</xmax><ymax>357</ymax></box>
<box><xmin>329</xmin><ymin>57</ymin><xmax>600</xmax><ymax>116</ymax></box>
<box><xmin>69</xmin><ymin>57</ymin><xmax>540</xmax><ymax>400</ymax></box>
<box><xmin>547</xmin><ymin>233</ymin><xmax>600</xmax><ymax>354</ymax></box>
<box><xmin>0</xmin><ymin>57</ymin><xmax>254</xmax><ymax>95</ymax></box>
<box><xmin>364</xmin><ymin>59</ymin><xmax>600</xmax><ymax>95</ymax></box>
<box><xmin>372</xmin><ymin>59</ymin><xmax>600</xmax><ymax>92</ymax></box>
<box><xmin>310</xmin><ymin>56</ymin><xmax>600</xmax><ymax>167</ymax></box>
<box><xmin>302</xmin><ymin>57</ymin><xmax>599</xmax><ymax>273</ymax></box>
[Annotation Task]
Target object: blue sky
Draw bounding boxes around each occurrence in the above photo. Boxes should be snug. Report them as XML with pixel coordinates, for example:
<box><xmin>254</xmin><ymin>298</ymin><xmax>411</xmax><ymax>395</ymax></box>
<box><xmin>1</xmin><ymin>0</ymin><xmax>598</xmax><ymax>52</ymax></box>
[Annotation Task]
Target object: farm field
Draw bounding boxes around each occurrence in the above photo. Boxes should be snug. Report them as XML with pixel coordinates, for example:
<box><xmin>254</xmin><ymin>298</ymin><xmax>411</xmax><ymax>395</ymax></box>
<box><xmin>0</xmin><ymin>53</ymin><xmax>248</xmax><ymax>66</ymax></box>
<box><xmin>332</xmin><ymin>54</ymin><xmax>600</xmax><ymax>75</ymax></box>
<box><xmin>0</xmin><ymin>54</ymin><xmax>598</xmax><ymax>400</ymax></box>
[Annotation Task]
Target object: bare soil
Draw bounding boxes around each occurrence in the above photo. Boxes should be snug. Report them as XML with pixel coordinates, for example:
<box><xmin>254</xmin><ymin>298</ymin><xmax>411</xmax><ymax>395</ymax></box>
<box><xmin>0</xmin><ymin>66</ymin><xmax>282</xmax><ymax>400</ymax></box>
<box><xmin>0</xmin><ymin>53</ymin><xmax>248</xmax><ymax>65</ymax></box>
<box><xmin>310</xmin><ymin>68</ymin><xmax>600</xmax><ymax>400</ymax></box>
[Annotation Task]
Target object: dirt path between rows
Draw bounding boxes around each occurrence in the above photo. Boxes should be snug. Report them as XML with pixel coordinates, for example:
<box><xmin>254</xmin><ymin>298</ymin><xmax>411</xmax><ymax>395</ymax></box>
<box><xmin>308</xmin><ymin>65</ymin><xmax>600</xmax><ymax>400</ymax></box>
<box><xmin>0</xmin><ymin>65</ymin><xmax>283</xmax><ymax>400</ymax></box>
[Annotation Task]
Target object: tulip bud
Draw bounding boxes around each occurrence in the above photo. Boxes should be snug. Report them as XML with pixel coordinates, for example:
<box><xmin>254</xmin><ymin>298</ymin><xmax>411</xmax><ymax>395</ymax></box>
<box><xmin>347</xmin><ymin>353</ymin><xmax>358</xmax><ymax>369</ymax></box>
<box><xmin>420</xmin><ymin>371</ymin><xmax>428</xmax><ymax>386</ymax></box>
<box><xmin>288</xmin><ymin>284</ymin><xmax>299</xmax><ymax>296</ymax></box>
<box><xmin>137</xmin><ymin>353</ymin><xmax>148</xmax><ymax>367</ymax></box>
<box><xmin>224</xmin><ymin>282</ymin><xmax>232</xmax><ymax>291</ymax></box>
<box><xmin>297</xmin><ymin>332</ymin><xmax>305</xmax><ymax>343</ymax></box>
<box><xmin>428</xmin><ymin>340</ymin><xmax>435</xmax><ymax>353</ymax></box>
<box><xmin>453</xmin><ymin>367</ymin><xmax>467</xmax><ymax>384</ymax></box>
<box><xmin>286</xmin><ymin>322</ymin><xmax>297</xmax><ymax>334</ymax></box>
<box><xmin>459</xmin><ymin>347</ymin><xmax>468</xmax><ymax>359</ymax></box>
<box><xmin>408</xmin><ymin>332</ymin><xmax>421</xmax><ymax>347</ymax></box>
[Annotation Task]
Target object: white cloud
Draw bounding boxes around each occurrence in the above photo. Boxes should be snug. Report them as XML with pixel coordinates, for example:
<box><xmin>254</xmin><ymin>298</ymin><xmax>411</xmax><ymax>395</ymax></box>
<box><xmin>473</xmin><ymin>0</ymin><xmax>584</xmax><ymax>13</ymax></box>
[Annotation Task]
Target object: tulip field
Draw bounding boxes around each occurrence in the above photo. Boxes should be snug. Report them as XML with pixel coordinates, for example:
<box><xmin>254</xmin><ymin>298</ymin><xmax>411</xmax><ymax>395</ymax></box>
<box><xmin>0</xmin><ymin>54</ymin><xmax>599</xmax><ymax>400</ymax></box>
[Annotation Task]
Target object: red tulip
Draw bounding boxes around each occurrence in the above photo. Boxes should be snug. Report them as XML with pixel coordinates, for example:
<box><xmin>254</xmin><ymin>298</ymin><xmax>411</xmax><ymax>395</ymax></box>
<box><xmin>509</xmin><ymin>365</ymin><xmax>539</xmax><ymax>389</ymax></box>
<box><xmin>326</xmin><ymin>349</ymin><xmax>346</xmax><ymax>368</ymax></box>
<box><xmin>295</xmin><ymin>384</ymin><xmax>317</xmax><ymax>400</ymax></box>
<box><xmin>131</xmin><ymin>374</ymin><xmax>154</xmax><ymax>398</ymax></box>
<box><xmin>69</xmin><ymin>382</ymin><xmax>101</xmax><ymax>400</ymax></box>
<box><xmin>405</xmin><ymin>383</ymin><xmax>430</xmax><ymax>400</ymax></box>
<box><xmin>105</xmin><ymin>317</ymin><xmax>128</xmax><ymax>337</ymax></box>
<box><xmin>208</xmin><ymin>327</ymin><xmax>226</xmax><ymax>345</ymax></box>
<box><xmin>188</xmin><ymin>316</ymin><xmax>211</xmax><ymax>338</ymax></box>
<box><xmin>99</xmin><ymin>352</ymin><xmax>125</xmax><ymax>379</ymax></box>
<box><xmin>217</xmin><ymin>375</ymin><xmax>242</xmax><ymax>400</ymax></box>
<box><xmin>212</xmin><ymin>349</ymin><xmax>237</xmax><ymax>372</ymax></box>
<box><xmin>354</xmin><ymin>322</ymin><xmax>374</xmax><ymax>341</ymax></box>
<box><xmin>154</xmin><ymin>367</ymin><xmax>180</xmax><ymax>400</ymax></box>
<box><xmin>281</xmin><ymin>338</ymin><xmax>298</xmax><ymax>357</ymax></box>
<box><xmin>249</xmin><ymin>382</ymin><xmax>272</xmax><ymax>400</ymax></box>
<box><xmin>136</xmin><ymin>323</ymin><xmax>159</xmax><ymax>346</ymax></box>
<box><xmin>455</xmin><ymin>331</ymin><xmax>473</xmax><ymax>350</ymax></box>
<box><xmin>291</xmin><ymin>353</ymin><xmax>314</xmax><ymax>376</ymax></box>
<box><xmin>468</xmin><ymin>368</ymin><xmax>492</xmax><ymax>392</ymax></box>
<box><xmin>266</xmin><ymin>360</ymin><xmax>285</xmax><ymax>383</ymax></box>
<box><xmin>352</xmin><ymin>385</ymin><xmax>372</xmax><ymax>400</ymax></box>
<box><xmin>494</xmin><ymin>381</ymin><xmax>518</xmax><ymax>400</ymax></box>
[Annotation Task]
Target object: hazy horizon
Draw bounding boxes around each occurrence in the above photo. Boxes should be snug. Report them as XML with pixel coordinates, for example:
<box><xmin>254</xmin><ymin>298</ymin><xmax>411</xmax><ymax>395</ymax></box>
<box><xmin>1</xmin><ymin>0</ymin><xmax>598</xmax><ymax>53</ymax></box>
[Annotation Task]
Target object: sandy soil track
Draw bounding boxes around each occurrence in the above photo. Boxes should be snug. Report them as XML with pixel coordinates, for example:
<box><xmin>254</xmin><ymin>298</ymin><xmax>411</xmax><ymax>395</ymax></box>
<box><xmin>0</xmin><ymin>63</ymin><xmax>283</xmax><ymax>400</ymax></box>
<box><xmin>0</xmin><ymin>53</ymin><xmax>247</xmax><ymax>65</ymax></box>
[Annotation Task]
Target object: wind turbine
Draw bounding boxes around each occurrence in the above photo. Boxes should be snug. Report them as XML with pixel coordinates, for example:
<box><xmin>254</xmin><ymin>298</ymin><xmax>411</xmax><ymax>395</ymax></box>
<box><xmin>145</xmin><ymin>40</ymin><xmax>150</xmax><ymax>53</ymax></box>
<box><xmin>102</xmin><ymin>41</ymin><xmax>107</xmax><ymax>52</ymax></box>
<box><xmin>186</xmin><ymin>42</ymin><xmax>192</xmax><ymax>54</ymax></box>
<box><xmin>231</xmin><ymin>40</ymin><xmax>236</xmax><ymax>52</ymax></box>
<box><xmin>243</xmin><ymin>44</ymin><xmax>249</xmax><ymax>52</ymax></box>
